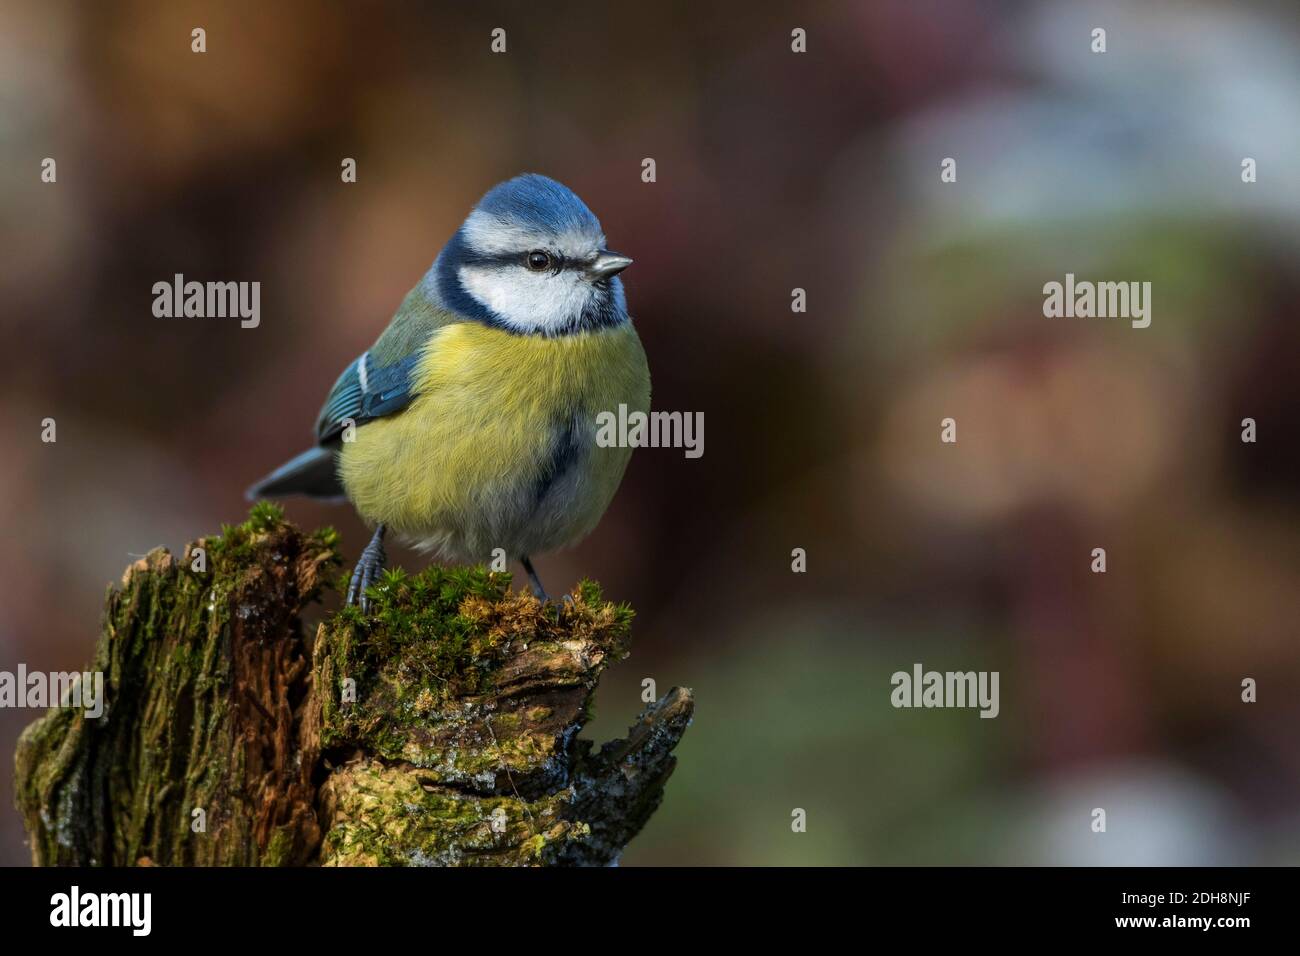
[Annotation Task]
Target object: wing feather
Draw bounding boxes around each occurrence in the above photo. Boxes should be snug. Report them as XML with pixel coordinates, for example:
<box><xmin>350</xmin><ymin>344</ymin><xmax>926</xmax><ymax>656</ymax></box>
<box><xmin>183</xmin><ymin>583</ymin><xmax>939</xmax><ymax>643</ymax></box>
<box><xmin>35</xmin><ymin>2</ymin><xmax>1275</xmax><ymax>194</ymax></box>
<box><xmin>314</xmin><ymin>352</ymin><xmax>424</xmax><ymax>443</ymax></box>
<box><xmin>311</xmin><ymin>293</ymin><xmax>460</xmax><ymax>444</ymax></box>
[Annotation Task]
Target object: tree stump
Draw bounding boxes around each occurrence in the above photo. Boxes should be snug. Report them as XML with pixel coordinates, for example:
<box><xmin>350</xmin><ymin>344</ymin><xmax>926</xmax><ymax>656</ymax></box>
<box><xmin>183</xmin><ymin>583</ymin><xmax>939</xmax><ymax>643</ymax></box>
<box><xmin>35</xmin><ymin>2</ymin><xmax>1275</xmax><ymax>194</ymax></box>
<box><xmin>14</xmin><ymin>504</ymin><xmax>693</xmax><ymax>866</ymax></box>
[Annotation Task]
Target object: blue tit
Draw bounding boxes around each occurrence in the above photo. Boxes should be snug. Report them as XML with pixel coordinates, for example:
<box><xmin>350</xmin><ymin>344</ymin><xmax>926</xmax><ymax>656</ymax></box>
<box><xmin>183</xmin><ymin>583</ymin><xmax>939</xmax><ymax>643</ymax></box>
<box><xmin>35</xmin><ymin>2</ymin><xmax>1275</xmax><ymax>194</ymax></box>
<box><xmin>247</xmin><ymin>174</ymin><xmax>650</xmax><ymax>608</ymax></box>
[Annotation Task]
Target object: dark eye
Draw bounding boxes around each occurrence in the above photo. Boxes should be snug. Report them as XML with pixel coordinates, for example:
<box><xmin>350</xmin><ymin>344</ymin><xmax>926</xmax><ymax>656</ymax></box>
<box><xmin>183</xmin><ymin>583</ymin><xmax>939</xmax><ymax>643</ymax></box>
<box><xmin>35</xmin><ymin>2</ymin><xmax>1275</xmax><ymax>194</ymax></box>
<box><xmin>526</xmin><ymin>250</ymin><xmax>551</xmax><ymax>271</ymax></box>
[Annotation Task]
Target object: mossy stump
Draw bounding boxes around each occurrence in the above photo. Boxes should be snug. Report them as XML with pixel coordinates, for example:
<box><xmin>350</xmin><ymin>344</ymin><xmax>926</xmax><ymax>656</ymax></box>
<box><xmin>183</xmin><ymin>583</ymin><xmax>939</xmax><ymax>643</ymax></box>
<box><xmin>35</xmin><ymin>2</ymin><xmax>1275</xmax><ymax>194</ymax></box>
<box><xmin>14</xmin><ymin>505</ymin><xmax>693</xmax><ymax>866</ymax></box>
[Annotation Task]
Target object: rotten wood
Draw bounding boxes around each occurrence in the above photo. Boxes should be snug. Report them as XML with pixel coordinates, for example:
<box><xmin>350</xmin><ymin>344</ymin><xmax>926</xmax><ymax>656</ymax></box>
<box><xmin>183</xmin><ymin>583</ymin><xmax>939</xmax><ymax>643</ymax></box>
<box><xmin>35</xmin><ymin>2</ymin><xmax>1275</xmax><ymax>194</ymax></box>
<box><xmin>13</xmin><ymin>506</ymin><xmax>692</xmax><ymax>866</ymax></box>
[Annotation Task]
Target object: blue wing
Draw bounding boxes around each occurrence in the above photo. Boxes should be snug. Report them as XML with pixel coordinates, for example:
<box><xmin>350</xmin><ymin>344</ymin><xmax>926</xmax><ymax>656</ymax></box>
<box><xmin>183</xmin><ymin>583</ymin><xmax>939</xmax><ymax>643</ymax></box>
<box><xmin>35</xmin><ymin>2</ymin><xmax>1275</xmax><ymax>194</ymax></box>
<box><xmin>314</xmin><ymin>350</ymin><xmax>422</xmax><ymax>444</ymax></box>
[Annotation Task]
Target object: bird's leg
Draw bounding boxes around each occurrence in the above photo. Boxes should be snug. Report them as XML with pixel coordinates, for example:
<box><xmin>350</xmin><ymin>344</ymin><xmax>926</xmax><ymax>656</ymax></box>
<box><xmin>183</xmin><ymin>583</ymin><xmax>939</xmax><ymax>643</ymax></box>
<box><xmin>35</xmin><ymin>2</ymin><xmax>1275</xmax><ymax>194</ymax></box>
<box><xmin>347</xmin><ymin>524</ymin><xmax>387</xmax><ymax>612</ymax></box>
<box><xmin>520</xmin><ymin>555</ymin><xmax>575</xmax><ymax>606</ymax></box>
<box><xmin>520</xmin><ymin>555</ymin><xmax>550</xmax><ymax>602</ymax></box>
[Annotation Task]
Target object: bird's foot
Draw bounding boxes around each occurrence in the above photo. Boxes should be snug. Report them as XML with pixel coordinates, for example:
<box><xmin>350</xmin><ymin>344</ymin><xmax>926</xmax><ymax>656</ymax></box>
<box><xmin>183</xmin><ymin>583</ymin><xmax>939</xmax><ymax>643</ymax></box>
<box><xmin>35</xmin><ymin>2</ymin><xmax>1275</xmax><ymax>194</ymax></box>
<box><xmin>347</xmin><ymin>524</ymin><xmax>387</xmax><ymax>612</ymax></box>
<box><xmin>519</xmin><ymin>554</ymin><xmax>573</xmax><ymax>606</ymax></box>
<box><xmin>534</xmin><ymin>589</ymin><xmax>577</xmax><ymax>608</ymax></box>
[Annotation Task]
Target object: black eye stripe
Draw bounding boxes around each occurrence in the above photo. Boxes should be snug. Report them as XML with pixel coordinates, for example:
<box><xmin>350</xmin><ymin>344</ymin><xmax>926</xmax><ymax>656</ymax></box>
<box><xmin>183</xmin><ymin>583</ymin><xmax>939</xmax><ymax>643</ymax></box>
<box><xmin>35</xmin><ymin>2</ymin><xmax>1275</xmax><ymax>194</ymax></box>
<box><xmin>460</xmin><ymin>250</ymin><xmax>589</xmax><ymax>271</ymax></box>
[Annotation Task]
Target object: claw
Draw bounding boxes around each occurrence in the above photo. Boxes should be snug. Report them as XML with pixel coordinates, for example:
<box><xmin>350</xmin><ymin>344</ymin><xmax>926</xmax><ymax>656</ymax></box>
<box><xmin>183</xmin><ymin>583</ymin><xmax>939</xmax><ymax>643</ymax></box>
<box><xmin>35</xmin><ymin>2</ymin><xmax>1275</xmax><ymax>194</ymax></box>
<box><xmin>347</xmin><ymin>524</ymin><xmax>387</xmax><ymax>612</ymax></box>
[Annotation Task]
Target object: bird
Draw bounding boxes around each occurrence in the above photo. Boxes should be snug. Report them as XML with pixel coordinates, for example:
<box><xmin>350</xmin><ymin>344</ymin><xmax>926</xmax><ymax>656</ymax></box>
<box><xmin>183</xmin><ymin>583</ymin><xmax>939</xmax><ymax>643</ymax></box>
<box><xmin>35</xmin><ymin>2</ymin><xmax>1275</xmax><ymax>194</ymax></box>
<box><xmin>246</xmin><ymin>173</ymin><xmax>650</xmax><ymax>610</ymax></box>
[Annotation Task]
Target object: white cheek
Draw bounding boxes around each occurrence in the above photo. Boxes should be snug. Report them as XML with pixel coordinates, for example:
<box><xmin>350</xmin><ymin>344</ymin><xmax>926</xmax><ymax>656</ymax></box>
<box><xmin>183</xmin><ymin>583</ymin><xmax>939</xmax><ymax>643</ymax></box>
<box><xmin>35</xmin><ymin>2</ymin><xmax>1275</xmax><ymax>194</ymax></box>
<box><xmin>458</xmin><ymin>265</ymin><xmax>593</xmax><ymax>333</ymax></box>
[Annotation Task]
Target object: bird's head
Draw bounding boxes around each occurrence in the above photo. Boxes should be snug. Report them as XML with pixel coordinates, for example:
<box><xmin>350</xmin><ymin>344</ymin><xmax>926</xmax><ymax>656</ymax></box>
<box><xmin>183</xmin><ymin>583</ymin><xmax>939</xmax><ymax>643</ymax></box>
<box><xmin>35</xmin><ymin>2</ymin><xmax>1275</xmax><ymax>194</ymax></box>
<box><xmin>431</xmin><ymin>173</ymin><xmax>632</xmax><ymax>336</ymax></box>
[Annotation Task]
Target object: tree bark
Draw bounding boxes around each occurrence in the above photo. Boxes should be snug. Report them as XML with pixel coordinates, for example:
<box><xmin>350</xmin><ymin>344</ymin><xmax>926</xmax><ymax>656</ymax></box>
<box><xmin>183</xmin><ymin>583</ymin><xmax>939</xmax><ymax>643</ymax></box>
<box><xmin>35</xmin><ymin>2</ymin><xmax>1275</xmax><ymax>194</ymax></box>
<box><xmin>14</xmin><ymin>504</ymin><xmax>692</xmax><ymax>866</ymax></box>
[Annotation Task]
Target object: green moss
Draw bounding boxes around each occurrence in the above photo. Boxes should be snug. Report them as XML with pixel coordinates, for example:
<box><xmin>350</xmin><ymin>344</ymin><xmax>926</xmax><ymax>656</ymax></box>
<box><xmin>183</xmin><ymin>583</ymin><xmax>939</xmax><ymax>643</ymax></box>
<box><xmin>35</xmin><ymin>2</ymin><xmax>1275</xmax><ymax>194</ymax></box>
<box><xmin>311</xmin><ymin>525</ymin><xmax>340</xmax><ymax>552</ymax></box>
<box><xmin>323</xmin><ymin>564</ymin><xmax>516</xmax><ymax>705</ymax></box>
<box><xmin>261</xmin><ymin>826</ymin><xmax>296</xmax><ymax>867</ymax></box>
<box><xmin>243</xmin><ymin>499</ymin><xmax>276</xmax><ymax>527</ymax></box>
<box><xmin>320</xmin><ymin>760</ymin><xmax>581</xmax><ymax>866</ymax></box>
<box><xmin>314</xmin><ymin>562</ymin><xmax>635</xmax><ymax>785</ymax></box>
<box><xmin>211</xmin><ymin>501</ymin><xmax>309</xmax><ymax>567</ymax></box>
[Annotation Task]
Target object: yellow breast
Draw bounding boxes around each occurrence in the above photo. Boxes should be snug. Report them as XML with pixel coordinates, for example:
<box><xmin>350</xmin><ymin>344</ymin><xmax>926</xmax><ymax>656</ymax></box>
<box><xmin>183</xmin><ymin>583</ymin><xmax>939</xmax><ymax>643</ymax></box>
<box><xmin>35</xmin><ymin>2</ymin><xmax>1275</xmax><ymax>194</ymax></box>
<box><xmin>338</xmin><ymin>320</ymin><xmax>650</xmax><ymax>560</ymax></box>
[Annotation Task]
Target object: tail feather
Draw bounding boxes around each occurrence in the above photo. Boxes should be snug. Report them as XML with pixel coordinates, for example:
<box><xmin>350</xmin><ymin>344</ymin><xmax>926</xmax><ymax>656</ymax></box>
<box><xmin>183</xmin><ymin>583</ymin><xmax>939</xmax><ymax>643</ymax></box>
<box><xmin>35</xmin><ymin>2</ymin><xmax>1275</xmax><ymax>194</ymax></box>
<box><xmin>245</xmin><ymin>446</ymin><xmax>345</xmax><ymax>501</ymax></box>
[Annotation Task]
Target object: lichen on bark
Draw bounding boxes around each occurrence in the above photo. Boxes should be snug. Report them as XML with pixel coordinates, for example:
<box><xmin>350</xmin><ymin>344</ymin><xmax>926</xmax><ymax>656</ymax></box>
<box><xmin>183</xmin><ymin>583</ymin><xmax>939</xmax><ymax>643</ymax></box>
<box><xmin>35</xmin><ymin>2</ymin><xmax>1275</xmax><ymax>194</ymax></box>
<box><xmin>14</xmin><ymin>505</ymin><xmax>692</xmax><ymax>867</ymax></box>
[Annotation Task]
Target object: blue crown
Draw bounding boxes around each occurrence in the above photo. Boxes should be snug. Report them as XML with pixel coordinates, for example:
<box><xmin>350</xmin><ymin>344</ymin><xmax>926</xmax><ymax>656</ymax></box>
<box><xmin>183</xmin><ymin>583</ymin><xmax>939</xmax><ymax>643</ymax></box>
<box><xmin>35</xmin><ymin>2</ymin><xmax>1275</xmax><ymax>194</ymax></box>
<box><xmin>475</xmin><ymin>174</ymin><xmax>602</xmax><ymax>236</ymax></box>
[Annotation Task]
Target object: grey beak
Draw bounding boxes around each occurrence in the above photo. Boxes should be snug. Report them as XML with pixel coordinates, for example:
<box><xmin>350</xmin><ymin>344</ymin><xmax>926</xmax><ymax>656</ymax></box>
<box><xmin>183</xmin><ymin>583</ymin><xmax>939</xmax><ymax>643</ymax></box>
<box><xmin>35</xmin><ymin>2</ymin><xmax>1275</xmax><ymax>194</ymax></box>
<box><xmin>587</xmin><ymin>250</ymin><xmax>633</xmax><ymax>282</ymax></box>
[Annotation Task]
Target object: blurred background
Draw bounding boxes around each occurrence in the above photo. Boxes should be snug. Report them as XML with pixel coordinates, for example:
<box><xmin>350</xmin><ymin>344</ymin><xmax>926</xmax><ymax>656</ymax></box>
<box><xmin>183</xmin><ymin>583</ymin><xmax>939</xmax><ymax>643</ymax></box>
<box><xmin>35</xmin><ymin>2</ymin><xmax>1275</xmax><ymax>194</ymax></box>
<box><xmin>2</xmin><ymin>0</ymin><xmax>1299</xmax><ymax>865</ymax></box>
